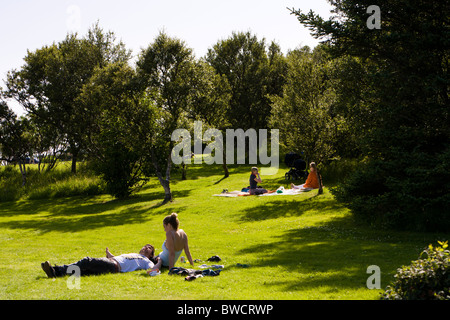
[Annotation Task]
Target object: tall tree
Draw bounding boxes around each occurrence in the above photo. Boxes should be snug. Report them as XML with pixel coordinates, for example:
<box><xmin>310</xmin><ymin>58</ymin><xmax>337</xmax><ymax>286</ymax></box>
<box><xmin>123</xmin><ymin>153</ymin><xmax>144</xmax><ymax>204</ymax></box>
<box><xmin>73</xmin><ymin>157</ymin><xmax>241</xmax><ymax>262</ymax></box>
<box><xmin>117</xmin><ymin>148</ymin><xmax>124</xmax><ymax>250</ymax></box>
<box><xmin>188</xmin><ymin>60</ymin><xmax>232</xmax><ymax>177</ymax></box>
<box><xmin>137</xmin><ymin>32</ymin><xmax>196</xmax><ymax>203</ymax></box>
<box><xmin>0</xmin><ymin>102</ymin><xmax>34</xmax><ymax>186</ymax></box>
<box><xmin>3</xmin><ymin>24</ymin><xmax>130</xmax><ymax>173</ymax></box>
<box><xmin>291</xmin><ymin>0</ymin><xmax>450</xmax><ymax>231</ymax></box>
<box><xmin>80</xmin><ymin>62</ymin><xmax>154</xmax><ymax>199</ymax></box>
<box><xmin>206</xmin><ymin>31</ymin><xmax>286</xmax><ymax>131</ymax></box>
<box><xmin>269</xmin><ymin>45</ymin><xmax>344</xmax><ymax>166</ymax></box>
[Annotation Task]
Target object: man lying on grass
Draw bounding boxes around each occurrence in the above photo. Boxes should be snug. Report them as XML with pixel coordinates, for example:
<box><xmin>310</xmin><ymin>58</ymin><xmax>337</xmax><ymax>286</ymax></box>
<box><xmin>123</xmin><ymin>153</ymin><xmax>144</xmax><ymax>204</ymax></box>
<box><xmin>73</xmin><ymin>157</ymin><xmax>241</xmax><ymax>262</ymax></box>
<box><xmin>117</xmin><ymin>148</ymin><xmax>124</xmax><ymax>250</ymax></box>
<box><xmin>41</xmin><ymin>244</ymin><xmax>162</xmax><ymax>278</ymax></box>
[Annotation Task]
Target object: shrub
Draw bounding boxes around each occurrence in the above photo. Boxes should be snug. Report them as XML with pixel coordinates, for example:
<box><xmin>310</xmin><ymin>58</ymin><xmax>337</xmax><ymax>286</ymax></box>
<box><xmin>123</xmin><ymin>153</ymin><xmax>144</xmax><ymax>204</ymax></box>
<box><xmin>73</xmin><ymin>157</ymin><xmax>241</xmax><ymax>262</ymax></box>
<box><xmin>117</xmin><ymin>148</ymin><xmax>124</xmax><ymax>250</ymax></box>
<box><xmin>27</xmin><ymin>175</ymin><xmax>106</xmax><ymax>200</ymax></box>
<box><xmin>331</xmin><ymin>146</ymin><xmax>450</xmax><ymax>232</ymax></box>
<box><xmin>90</xmin><ymin>142</ymin><xmax>148</xmax><ymax>199</ymax></box>
<box><xmin>0</xmin><ymin>166</ymin><xmax>24</xmax><ymax>202</ymax></box>
<box><xmin>320</xmin><ymin>158</ymin><xmax>359</xmax><ymax>185</ymax></box>
<box><xmin>0</xmin><ymin>162</ymin><xmax>106</xmax><ymax>201</ymax></box>
<box><xmin>382</xmin><ymin>241</ymin><xmax>450</xmax><ymax>300</ymax></box>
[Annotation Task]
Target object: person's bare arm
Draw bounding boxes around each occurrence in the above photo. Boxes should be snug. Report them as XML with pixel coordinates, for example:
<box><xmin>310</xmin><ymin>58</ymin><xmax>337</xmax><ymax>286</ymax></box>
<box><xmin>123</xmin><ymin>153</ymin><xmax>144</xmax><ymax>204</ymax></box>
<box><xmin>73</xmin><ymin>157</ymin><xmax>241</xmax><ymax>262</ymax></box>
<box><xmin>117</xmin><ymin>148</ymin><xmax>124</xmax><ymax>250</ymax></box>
<box><xmin>184</xmin><ymin>234</ymin><xmax>194</xmax><ymax>267</ymax></box>
<box><xmin>146</xmin><ymin>257</ymin><xmax>162</xmax><ymax>275</ymax></box>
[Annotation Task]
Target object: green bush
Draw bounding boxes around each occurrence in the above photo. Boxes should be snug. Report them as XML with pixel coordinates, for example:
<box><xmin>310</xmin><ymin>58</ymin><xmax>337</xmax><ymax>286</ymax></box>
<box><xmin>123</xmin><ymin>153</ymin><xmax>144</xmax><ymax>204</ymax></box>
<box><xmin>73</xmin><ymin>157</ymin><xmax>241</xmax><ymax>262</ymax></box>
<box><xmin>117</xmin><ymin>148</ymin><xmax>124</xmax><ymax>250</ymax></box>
<box><xmin>90</xmin><ymin>142</ymin><xmax>148</xmax><ymax>199</ymax></box>
<box><xmin>0</xmin><ymin>162</ymin><xmax>106</xmax><ymax>201</ymax></box>
<box><xmin>320</xmin><ymin>158</ymin><xmax>359</xmax><ymax>185</ymax></box>
<box><xmin>331</xmin><ymin>147</ymin><xmax>450</xmax><ymax>232</ymax></box>
<box><xmin>0</xmin><ymin>166</ymin><xmax>24</xmax><ymax>202</ymax></box>
<box><xmin>382</xmin><ymin>241</ymin><xmax>450</xmax><ymax>300</ymax></box>
<box><xmin>27</xmin><ymin>175</ymin><xmax>106</xmax><ymax>200</ymax></box>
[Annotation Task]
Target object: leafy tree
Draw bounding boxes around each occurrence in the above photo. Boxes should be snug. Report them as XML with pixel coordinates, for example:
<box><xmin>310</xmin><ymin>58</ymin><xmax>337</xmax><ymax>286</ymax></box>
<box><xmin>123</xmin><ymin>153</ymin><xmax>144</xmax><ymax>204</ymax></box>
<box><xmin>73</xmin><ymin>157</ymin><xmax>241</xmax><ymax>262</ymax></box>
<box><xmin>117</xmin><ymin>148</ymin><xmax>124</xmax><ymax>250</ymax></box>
<box><xmin>3</xmin><ymin>23</ymin><xmax>130</xmax><ymax>174</ymax></box>
<box><xmin>206</xmin><ymin>31</ymin><xmax>286</xmax><ymax>131</ymax></box>
<box><xmin>26</xmin><ymin>113</ymin><xmax>65</xmax><ymax>172</ymax></box>
<box><xmin>188</xmin><ymin>60</ymin><xmax>232</xmax><ymax>177</ymax></box>
<box><xmin>79</xmin><ymin>62</ymin><xmax>154</xmax><ymax>199</ymax></box>
<box><xmin>316</xmin><ymin>53</ymin><xmax>370</xmax><ymax>160</ymax></box>
<box><xmin>0</xmin><ymin>102</ymin><xmax>34</xmax><ymax>186</ymax></box>
<box><xmin>137</xmin><ymin>32</ymin><xmax>196</xmax><ymax>203</ymax></box>
<box><xmin>269</xmin><ymin>45</ymin><xmax>345</xmax><ymax>166</ymax></box>
<box><xmin>291</xmin><ymin>0</ymin><xmax>450</xmax><ymax>231</ymax></box>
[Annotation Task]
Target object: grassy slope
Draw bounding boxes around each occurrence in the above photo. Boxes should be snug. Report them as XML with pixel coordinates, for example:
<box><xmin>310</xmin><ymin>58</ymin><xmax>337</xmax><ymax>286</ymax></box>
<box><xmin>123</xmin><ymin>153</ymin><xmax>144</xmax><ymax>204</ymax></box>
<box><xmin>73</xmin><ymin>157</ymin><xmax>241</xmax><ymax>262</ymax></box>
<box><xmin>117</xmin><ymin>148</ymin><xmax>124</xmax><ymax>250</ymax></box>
<box><xmin>0</xmin><ymin>163</ymin><xmax>446</xmax><ymax>300</ymax></box>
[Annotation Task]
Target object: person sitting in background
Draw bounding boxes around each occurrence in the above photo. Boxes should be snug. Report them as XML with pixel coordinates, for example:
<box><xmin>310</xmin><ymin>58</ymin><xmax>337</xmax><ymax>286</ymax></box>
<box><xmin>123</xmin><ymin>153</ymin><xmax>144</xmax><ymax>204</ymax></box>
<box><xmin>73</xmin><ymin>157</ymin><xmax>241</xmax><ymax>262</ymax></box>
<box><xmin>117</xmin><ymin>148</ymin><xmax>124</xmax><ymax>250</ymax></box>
<box><xmin>291</xmin><ymin>162</ymin><xmax>321</xmax><ymax>191</ymax></box>
<box><xmin>249</xmin><ymin>167</ymin><xmax>274</xmax><ymax>195</ymax></box>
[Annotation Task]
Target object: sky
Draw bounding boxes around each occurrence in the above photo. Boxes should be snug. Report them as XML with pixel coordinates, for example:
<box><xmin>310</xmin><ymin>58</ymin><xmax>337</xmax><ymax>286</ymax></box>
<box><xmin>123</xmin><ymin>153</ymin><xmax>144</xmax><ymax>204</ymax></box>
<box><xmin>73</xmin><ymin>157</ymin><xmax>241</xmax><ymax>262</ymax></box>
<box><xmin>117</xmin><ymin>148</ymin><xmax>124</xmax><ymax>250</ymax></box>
<box><xmin>0</xmin><ymin>0</ymin><xmax>334</xmax><ymax>116</ymax></box>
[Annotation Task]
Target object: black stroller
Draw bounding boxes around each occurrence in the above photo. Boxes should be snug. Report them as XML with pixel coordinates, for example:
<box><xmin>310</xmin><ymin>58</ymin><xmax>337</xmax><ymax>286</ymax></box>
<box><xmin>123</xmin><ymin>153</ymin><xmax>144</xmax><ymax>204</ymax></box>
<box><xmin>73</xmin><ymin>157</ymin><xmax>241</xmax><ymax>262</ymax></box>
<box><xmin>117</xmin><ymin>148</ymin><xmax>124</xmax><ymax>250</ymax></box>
<box><xmin>284</xmin><ymin>152</ymin><xmax>308</xmax><ymax>180</ymax></box>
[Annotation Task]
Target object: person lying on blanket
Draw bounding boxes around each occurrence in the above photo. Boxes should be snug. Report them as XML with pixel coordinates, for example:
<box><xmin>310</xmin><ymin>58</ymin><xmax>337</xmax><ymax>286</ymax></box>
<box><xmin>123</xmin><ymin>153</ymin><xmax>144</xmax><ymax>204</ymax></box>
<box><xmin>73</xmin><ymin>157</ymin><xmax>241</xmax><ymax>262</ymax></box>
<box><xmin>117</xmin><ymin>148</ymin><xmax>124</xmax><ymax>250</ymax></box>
<box><xmin>290</xmin><ymin>162</ymin><xmax>321</xmax><ymax>191</ymax></box>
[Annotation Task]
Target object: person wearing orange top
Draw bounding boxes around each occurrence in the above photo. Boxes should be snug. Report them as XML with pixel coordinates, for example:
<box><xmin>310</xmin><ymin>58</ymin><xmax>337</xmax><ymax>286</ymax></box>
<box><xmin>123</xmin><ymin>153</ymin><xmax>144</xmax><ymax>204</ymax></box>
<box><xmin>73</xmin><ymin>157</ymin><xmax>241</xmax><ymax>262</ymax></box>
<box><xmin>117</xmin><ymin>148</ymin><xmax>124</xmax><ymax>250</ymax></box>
<box><xmin>291</xmin><ymin>162</ymin><xmax>321</xmax><ymax>190</ymax></box>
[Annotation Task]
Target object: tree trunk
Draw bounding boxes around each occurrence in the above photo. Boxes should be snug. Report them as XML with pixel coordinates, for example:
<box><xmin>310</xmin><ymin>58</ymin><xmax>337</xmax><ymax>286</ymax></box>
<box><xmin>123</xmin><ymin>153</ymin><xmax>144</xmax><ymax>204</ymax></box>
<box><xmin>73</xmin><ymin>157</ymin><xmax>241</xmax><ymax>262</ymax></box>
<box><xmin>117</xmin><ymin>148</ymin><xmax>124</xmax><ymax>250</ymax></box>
<box><xmin>151</xmin><ymin>148</ymin><xmax>173</xmax><ymax>203</ymax></box>
<box><xmin>160</xmin><ymin>178</ymin><xmax>173</xmax><ymax>203</ymax></box>
<box><xmin>316</xmin><ymin>168</ymin><xmax>323</xmax><ymax>195</ymax></box>
<box><xmin>222</xmin><ymin>149</ymin><xmax>229</xmax><ymax>178</ymax></box>
<box><xmin>181</xmin><ymin>163</ymin><xmax>187</xmax><ymax>180</ymax></box>
<box><xmin>71</xmin><ymin>151</ymin><xmax>77</xmax><ymax>174</ymax></box>
<box><xmin>18</xmin><ymin>161</ymin><xmax>27</xmax><ymax>186</ymax></box>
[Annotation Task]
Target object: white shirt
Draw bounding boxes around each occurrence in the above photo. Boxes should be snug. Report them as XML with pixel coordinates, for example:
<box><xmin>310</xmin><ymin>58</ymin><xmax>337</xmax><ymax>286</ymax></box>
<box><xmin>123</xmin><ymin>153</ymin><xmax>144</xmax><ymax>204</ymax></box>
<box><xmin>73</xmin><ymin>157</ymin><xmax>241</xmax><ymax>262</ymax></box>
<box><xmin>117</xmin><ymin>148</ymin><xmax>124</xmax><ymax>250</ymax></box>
<box><xmin>113</xmin><ymin>253</ymin><xmax>154</xmax><ymax>273</ymax></box>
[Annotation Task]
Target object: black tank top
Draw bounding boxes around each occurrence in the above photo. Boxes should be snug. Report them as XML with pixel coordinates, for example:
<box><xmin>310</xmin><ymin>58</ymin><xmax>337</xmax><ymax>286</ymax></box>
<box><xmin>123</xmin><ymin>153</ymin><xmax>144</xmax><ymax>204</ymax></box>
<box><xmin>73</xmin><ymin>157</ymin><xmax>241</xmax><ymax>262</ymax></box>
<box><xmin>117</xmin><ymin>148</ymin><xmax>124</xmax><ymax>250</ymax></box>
<box><xmin>250</xmin><ymin>173</ymin><xmax>257</xmax><ymax>189</ymax></box>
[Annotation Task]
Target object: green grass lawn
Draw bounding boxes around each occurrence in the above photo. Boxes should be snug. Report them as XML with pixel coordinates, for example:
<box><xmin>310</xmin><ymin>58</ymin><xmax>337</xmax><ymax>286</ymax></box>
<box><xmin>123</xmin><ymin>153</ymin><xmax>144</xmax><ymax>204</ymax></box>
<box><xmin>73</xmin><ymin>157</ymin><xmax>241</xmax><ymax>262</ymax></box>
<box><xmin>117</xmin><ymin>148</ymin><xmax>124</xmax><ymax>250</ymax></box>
<box><xmin>0</xmin><ymin>163</ymin><xmax>447</xmax><ymax>300</ymax></box>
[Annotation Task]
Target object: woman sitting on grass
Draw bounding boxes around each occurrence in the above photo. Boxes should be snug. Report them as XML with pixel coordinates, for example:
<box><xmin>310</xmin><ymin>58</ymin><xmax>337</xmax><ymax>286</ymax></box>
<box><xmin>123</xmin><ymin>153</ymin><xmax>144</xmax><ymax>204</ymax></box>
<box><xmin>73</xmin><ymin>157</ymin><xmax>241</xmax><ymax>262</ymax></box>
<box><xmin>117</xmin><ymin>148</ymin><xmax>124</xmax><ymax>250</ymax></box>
<box><xmin>291</xmin><ymin>162</ymin><xmax>321</xmax><ymax>191</ymax></box>
<box><xmin>155</xmin><ymin>213</ymin><xmax>194</xmax><ymax>270</ymax></box>
<box><xmin>248</xmin><ymin>167</ymin><xmax>276</xmax><ymax>195</ymax></box>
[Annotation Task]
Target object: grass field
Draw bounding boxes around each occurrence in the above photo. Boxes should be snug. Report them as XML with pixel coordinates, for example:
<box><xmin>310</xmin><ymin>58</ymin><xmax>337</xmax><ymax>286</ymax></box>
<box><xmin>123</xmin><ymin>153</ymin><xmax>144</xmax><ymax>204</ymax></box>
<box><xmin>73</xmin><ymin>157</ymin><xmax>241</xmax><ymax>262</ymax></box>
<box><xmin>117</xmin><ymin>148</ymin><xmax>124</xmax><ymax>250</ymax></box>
<box><xmin>0</xmin><ymin>163</ymin><xmax>447</xmax><ymax>300</ymax></box>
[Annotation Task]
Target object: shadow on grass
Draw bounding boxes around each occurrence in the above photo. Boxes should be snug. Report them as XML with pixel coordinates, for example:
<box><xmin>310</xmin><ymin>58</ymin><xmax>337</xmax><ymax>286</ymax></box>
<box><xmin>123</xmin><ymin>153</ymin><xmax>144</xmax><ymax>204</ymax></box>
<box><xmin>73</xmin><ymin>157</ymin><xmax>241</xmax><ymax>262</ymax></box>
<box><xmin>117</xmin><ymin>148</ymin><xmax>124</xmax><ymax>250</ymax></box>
<box><xmin>170</xmin><ymin>164</ymin><xmax>281</xmax><ymax>184</ymax></box>
<box><xmin>239</xmin><ymin>193</ymin><xmax>343</xmax><ymax>221</ymax></box>
<box><xmin>0</xmin><ymin>189</ymin><xmax>191</xmax><ymax>233</ymax></box>
<box><xmin>236</xmin><ymin>214</ymin><xmax>435</xmax><ymax>294</ymax></box>
<box><xmin>0</xmin><ymin>188</ymin><xmax>191</xmax><ymax>216</ymax></box>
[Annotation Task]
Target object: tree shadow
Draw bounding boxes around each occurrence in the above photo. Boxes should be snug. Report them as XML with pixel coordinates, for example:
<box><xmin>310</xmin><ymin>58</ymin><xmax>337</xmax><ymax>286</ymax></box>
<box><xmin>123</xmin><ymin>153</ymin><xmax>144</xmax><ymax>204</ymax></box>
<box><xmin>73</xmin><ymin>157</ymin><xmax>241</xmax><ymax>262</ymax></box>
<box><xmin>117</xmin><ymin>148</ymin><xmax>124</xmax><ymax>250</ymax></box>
<box><xmin>0</xmin><ymin>188</ymin><xmax>191</xmax><ymax>216</ymax></box>
<box><xmin>211</xmin><ymin>175</ymin><xmax>228</xmax><ymax>185</ymax></box>
<box><xmin>238</xmin><ymin>194</ymin><xmax>342</xmax><ymax>221</ymax></box>
<box><xmin>0</xmin><ymin>189</ymin><xmax>191</xmax><ymax>234</ymax></box>
<box><xmin>236</xmin><ymin>215</ymin><xmax>436</xmax><ymax>293</ymax></box>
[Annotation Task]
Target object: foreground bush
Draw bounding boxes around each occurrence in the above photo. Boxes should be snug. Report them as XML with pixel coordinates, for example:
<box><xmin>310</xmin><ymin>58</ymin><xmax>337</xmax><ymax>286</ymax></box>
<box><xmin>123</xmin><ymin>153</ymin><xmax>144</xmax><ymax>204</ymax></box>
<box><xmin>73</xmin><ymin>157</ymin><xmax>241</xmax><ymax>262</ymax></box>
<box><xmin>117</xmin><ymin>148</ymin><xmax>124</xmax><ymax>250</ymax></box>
<box><xmin>382</xmin><ymin>241</ymin><xmax>450</xmax><ymax>300</ymax></box>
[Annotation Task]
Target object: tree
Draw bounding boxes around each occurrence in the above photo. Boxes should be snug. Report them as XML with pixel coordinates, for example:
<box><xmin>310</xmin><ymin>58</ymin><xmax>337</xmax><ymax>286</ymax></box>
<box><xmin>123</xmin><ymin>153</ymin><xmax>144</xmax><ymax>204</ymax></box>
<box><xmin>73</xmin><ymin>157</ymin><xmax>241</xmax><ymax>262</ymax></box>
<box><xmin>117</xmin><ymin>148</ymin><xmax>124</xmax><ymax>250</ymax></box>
<box><xmin>206</xmin><ymin>31</ymin><xmax>286</xmax><ymax>131</ymax></box>
<box><xmin>137</xmin><ymin>32</ymin><xmax>196</xmax><ymax>203</ymax></box>
<box><xmin>188</xmin><ymin>60</ymin><xmax>232</xmax><ymax>177</ymax></box>
<box><xmin>0</xmin><ymin>102</ymin><xmax>34</xmax><ymax>186</ymax></box>
<box><xmin>3</xmin><ymin>23</ymin><xmax>131</xmax><ymax>174</ymax></box>
<box><xmin>79</xmin><ymin>62</ymin><xmax>154</xmax><ymax>199</ymax></box>
<box><xmin>291</xmin><ymin>0</ymin><xmax>450</xmax><ymax>231</ymax></box>
<box><xmin>269</xmin><ymin>45</ymin><xmax>345</xmax><ymax>166</ymax></box>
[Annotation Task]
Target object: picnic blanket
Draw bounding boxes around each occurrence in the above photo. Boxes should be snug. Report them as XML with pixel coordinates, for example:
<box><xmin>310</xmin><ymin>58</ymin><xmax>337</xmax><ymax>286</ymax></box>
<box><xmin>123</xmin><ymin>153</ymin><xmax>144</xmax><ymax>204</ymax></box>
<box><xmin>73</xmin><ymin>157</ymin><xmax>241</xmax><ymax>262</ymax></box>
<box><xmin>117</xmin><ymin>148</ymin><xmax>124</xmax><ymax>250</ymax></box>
<box><xmin>259</xmin><ymin>188</ymin><xmax>309</xmax><ymax>196</ymax></box>
<box><xmin>213</xmin><ymin>190</ymin><xmax>248</xmax><ymax>197</ymax></box>
<box><xmin>213</xmin><ymin>187</ymin><xmax>311</xmax><ymax>197</ymax></box>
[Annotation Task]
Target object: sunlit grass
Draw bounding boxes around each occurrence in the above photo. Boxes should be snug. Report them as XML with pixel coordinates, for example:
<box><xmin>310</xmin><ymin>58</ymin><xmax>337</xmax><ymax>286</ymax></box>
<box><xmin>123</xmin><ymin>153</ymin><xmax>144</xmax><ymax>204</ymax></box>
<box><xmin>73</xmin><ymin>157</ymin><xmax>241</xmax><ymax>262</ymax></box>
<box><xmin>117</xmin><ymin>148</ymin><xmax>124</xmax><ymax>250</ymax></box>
<box><xmin>0</xmin><ymin>162</ymin><xmax>446</xmax><ymax>299</ymax></box>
